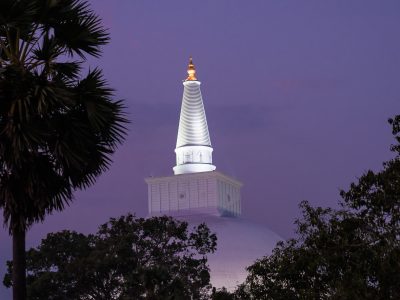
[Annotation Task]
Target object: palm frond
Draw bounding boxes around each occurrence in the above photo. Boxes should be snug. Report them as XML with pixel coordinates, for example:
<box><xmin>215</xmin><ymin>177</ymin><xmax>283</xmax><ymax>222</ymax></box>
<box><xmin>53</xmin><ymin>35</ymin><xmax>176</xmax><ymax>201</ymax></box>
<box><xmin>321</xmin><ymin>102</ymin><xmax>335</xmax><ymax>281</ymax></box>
<box><xmin>0</xmin><ymin>0</ymin><xmax>127</xmax><ymax>233</ymax></box>
<box><xmin>75</xmin><ymin>69</ymin><xmax>128</xmax><ymax>145</ymax></box>
<box><xmin>52</xmin><ymin>61</ymin><xmax>82</xmax><ymax>81</ymax></box>
<box><xmin>49</xmin><ymin>1</ymin><xmax>109</xmax><ymax>59</ymax></box>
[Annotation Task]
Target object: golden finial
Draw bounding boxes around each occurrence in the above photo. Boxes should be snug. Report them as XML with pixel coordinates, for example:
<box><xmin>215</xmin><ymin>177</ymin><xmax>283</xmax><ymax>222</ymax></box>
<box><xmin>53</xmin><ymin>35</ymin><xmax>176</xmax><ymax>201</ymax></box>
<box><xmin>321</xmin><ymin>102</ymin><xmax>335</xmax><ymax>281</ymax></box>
<box><xmin>186</xmin><ymin>56</ymin><xmax>197</xmax><ymax>81</ymax></box>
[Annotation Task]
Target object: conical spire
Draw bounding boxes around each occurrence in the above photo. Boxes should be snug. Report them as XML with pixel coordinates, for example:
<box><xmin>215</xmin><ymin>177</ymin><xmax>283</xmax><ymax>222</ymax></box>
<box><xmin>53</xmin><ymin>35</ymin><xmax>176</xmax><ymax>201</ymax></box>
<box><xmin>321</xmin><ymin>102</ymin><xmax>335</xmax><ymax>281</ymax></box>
<box><xmin>173</xmin><ymin>58</ymin><xmax>215</xmax><ymax>175</ymax></box>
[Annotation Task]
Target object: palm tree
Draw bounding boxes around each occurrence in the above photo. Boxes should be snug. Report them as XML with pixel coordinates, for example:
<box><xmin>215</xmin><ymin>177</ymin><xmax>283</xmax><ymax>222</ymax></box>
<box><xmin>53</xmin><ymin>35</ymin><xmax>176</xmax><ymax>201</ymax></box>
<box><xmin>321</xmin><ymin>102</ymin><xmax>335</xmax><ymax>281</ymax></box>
<box><xmin>0</xmin><ymin>1</ymin><xmax>127</xmax><ymax>299</ymax></box>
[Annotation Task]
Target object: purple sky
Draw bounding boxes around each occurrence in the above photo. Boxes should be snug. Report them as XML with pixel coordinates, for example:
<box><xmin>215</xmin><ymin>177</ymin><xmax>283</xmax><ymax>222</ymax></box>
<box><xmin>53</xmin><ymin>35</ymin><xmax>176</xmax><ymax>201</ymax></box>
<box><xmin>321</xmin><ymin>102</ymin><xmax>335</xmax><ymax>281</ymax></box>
<box><xmin>1</xmin><ymin>1</ymin><xmax>400</xmax><ymax>296</ymax></box>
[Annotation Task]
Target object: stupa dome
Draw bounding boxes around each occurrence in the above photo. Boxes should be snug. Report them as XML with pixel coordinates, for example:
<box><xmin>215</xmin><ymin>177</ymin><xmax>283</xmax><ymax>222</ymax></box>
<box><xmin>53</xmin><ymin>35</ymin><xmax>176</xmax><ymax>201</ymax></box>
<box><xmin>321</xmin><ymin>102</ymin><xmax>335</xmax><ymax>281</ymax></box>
<box><xmin>175</xmin><ymin>213</ymin><xmax>282</xmax><ymax>290</ymax></box>
<box><xmin>145</xmin><ymin>58</ymin><xmax>281</xmax><ymax>290</ymax></box>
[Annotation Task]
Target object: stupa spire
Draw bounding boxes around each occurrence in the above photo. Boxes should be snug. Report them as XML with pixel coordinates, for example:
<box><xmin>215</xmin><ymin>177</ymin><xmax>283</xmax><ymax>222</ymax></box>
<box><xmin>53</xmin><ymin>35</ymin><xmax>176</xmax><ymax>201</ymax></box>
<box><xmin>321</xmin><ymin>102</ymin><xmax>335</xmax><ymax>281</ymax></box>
<box><xmin>186</xmin><ymin>56</ymin><xmax>197</xmax><ymax>81</ymax></box>
<box><xmin>173</xmin><ymin>57</ymin><xmax>216</xmax><ymax>175</ymax></box>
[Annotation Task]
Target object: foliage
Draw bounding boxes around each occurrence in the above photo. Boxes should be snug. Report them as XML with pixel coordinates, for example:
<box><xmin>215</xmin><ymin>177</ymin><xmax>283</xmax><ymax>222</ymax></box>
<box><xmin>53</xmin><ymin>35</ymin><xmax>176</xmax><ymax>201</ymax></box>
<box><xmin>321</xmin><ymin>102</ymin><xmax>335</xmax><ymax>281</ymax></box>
<box><xmin>211</xmin><ymin>287</ymin><xmax>235</xmax><ymax>300</ymax></box>
<box><xmin>3</xmin><ymin>214</ymin><xmax>218</xmax><ymax>300</ymax></box>
<box><xmin>236</xmin><ymin>116</ymin><xmax>400</xmax><ymax>300</ymax></box>
<box><xmin>0</xmin><ymin>1</ymin><xmax>126</xmax><ymax>297</ymax></box>
<box><xmin>0</xmin><ymin>0</ymin><xmax>127</xmax><ymax>232</ymax></box>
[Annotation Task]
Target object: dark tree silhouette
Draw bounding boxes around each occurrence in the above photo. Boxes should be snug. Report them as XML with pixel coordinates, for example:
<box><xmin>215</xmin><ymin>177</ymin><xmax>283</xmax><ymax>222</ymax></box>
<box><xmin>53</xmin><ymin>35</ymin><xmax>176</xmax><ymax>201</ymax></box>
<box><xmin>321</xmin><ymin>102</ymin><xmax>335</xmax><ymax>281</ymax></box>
<box><xmin>0</xmin><ymin>1</ymin><xmax>127</xmax><ymax>298</ymax></box>
<box><xmin>235</xmin><ymin>116</ymin><xmax>400</xmax><ymax>299</ymax></box>
<box><xmin>4</xmin><ymin>215</ymin><xmax>217</xmax><ymax>300</ymax></box>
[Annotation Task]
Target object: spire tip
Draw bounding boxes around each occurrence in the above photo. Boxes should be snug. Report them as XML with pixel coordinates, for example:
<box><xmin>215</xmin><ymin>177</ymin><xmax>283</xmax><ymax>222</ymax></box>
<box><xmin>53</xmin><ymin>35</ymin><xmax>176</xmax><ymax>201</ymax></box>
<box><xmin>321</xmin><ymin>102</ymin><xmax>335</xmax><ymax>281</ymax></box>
<box><xmin>186</xmin><ymin>56</ymin><xmax>197</xmax><ymax>81</ymax></box>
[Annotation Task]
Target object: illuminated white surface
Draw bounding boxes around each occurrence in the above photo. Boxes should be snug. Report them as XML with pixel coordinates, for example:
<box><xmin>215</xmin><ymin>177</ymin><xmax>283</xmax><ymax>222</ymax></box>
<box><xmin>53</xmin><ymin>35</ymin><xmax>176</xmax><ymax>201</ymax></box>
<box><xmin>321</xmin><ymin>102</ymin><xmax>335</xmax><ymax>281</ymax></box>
<box><xmin>176</xmin><ymin>81</ymin><xmax>211</xmax><ymax>147</ymax></box>
<box><xmin>174</xmin><ymin>81</ymin><xmax>215</xmax><ymax>174</ymax></box>
<box><xmin>145</xmin><ymin>171</ymin><xmax>242</xmax><ymax>217</ymax></box>
<box><xmin>174</xmin><ymin>145</ymin><xmax>215</xmax><ymax>175</ymax></box>
<box><xmin>144</xmin><ymin>59</ymin><xmax>282</xmax><ymax>291</ymax></box>
<box><xmin>175</xmin><ymin>214</ymin><xmax>282</xmax><ymax>290</ymax></box>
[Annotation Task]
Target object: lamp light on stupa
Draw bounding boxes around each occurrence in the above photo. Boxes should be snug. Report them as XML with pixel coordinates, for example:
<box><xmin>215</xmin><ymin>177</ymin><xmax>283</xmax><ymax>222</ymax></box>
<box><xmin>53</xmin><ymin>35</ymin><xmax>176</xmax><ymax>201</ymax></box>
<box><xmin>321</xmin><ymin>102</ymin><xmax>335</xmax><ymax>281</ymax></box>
<box><xmin>186</xmin><ymin>56</ymin><xmax>197</xmax><ymax>81</ymax></box>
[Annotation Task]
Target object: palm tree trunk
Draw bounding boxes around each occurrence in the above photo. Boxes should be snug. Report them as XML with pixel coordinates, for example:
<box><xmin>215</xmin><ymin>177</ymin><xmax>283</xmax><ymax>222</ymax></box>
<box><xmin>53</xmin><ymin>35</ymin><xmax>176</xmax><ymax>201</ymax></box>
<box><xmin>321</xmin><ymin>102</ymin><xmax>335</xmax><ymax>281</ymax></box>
<box><xmin>12</xmin><ymin>226</ymin><xmax>26</xmax><ymax>300</ymax></box>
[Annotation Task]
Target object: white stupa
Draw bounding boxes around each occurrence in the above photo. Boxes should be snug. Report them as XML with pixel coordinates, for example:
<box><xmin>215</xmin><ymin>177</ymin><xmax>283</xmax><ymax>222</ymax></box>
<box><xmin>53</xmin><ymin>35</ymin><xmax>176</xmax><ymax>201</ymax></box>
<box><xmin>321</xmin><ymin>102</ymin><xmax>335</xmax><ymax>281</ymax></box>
<box><xmin>145</xmin><ymin>58</ymin><xmax>281</xmax><ymax>290</ymax></box>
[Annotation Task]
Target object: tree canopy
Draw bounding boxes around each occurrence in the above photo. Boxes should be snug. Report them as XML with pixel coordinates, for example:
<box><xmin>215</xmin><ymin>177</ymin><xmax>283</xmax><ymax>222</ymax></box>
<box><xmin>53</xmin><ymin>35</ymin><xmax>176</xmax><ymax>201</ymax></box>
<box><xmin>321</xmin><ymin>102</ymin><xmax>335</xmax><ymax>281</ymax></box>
<box><xmin>0</xmin><ymin>0</ymin><xmax>126</xmax><ymax>233</ymax></box>
<box><xmin>3</xmin><ymin>214</ymin><xmax>218</xmax><ymax>300</ymax></box>
<box><xmin>235</xmin><ymin>116</ymin><xmax>400</xmax><ymax>300</ymax></box>
<box><xmin>0</xmin><ymin>1</ymin><xmax>127</xmax><ymax>298</ymax></box>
